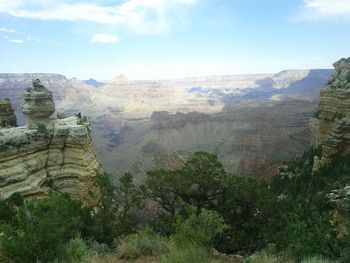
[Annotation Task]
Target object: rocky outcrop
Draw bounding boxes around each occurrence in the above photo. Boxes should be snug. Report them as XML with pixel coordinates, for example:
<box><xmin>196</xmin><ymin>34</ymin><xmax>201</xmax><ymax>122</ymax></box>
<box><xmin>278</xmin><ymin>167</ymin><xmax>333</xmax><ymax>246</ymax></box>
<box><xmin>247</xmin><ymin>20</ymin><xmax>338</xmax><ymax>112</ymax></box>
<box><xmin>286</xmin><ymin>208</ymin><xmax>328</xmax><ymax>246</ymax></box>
<box><xmin>310</xmin><ymin>58</ymin><xmax>350</xmax><ymax>164</ymax></box>
<box><xmin>0</xmin><ymin>99</ymin><xmax>17</xmax><ymax>128</ymax></box>
<box><xmin>22</xmin><ymin>79</ymin><xmax>56</xmax><ymax>128</ymax></box>
<box><xmin>0</xmin><ymin>80</ymin><xmax>101</xmax><ymax>207</ymax></box>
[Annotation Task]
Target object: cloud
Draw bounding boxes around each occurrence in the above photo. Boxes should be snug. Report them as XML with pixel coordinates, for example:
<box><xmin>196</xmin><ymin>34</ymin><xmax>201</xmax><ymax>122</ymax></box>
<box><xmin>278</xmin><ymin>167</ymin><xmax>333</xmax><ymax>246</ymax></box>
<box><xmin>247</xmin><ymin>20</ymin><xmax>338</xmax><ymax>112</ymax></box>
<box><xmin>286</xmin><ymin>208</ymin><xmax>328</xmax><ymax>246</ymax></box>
<box><xmin>0</xmin><ymin>27</ymin><xmax>16</xmax><ymax>33</ymax></box>
<box><xmin>0</xmin><ymin>0</ymin><xmax>197</xmax><ymax>35</ymax></box>
<box><xmin>299</xmin><ymin>0</ymin><xmax>350</xmax><ymax>20</ymax></box>
<box><xmin>91</xmin><ymin>34</ymin><xmax>120</xmax><ymax>44</ymax></box>
<box><xmin>9</xmin><ymin>39</ymin><xmax>24</xmax><ymax>44</ymax></box>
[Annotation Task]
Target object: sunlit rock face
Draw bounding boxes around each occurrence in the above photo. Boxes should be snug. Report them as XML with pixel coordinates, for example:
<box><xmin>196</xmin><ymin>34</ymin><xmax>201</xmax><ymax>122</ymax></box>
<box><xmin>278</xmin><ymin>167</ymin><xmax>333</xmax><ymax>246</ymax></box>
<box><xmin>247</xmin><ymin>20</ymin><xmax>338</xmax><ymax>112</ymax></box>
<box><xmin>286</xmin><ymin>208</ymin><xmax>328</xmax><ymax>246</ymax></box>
<box><xmin>310</xmin><ymin>58</ymin><xmax>350</xmax><ymax>164</ymax></box>
<box><xmin>0</xmin><ymin>99</ymin><xmax>17</xmax><ymax>128</ymax></box>
<box><xmin>0</xmin><ymin>81</ymin><xmax>101</xmax><ymax>207</ymax></box>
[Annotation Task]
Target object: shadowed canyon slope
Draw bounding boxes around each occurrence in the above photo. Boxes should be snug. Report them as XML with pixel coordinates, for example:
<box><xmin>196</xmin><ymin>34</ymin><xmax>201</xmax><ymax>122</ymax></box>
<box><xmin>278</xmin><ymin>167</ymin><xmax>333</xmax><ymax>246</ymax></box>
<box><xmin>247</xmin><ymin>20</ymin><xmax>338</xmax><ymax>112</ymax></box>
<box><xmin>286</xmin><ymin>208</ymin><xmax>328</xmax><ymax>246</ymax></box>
<box><xmin>0</xmin><ymin>69</ymin><xmax>333</xmax><ymax>177</ymax></box>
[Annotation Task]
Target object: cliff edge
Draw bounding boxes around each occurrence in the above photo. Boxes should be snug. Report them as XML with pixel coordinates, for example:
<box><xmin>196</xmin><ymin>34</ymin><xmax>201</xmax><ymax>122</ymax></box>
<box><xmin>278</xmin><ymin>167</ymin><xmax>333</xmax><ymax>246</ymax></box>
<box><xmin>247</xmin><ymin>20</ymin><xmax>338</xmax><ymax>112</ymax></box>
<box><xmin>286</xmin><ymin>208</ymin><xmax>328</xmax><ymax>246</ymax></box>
<box><xmin>310</xmin><ymin>57</ymin><xmax>350</xmax><ymax>164</ymax></box>
<box><xmin>0</xmin><ymin>80</ymin><xmax>101</xmax><ymax>207</ymax></box>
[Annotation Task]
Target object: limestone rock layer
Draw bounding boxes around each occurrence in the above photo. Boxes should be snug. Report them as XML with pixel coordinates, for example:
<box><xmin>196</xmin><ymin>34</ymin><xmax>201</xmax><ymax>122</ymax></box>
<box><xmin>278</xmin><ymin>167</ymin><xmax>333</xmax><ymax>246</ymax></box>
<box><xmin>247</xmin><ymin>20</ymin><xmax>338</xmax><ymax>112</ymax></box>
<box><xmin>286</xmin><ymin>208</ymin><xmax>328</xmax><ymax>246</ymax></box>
<box><xmin>310</xmin><ymin>57</ymin><xmax>350</xmax><ymax>164</ymax></box>
<box><xmin>0</xmin><ymin>80</ymin><xmax>101</xmax><ymax>207</ymax></box>
<box><xmin>0</xmin><ymin>117</ymin><xmax>102</xmax><ymax>207</ymax></box>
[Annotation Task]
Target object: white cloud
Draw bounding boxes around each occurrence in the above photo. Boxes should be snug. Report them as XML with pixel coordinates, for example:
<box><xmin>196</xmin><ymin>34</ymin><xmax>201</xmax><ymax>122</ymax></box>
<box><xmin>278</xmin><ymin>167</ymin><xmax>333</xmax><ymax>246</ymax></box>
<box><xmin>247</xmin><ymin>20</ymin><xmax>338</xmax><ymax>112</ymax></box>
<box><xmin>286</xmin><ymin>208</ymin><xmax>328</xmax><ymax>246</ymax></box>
<box><xmin>299</xmin><ymin>0</ymin><xmax>350</xmax><ymax>20</ymax></box>
<box><xmin>0</xmin><ymin>0</ymin><xmax>197</xmax><ymax>35</ymax></box>
<box><xmin>0</xmin><ymin>27</ymin><xmax>16</xmax><ymax>33</ymax></box>
<box><xmin>91</xmin><ymin>34</ymin><xmax>120</xmax><ymax>44</ymax></box>
<box><xmin>9</xmin><ymin>39</ymin><xmax>24</xmax><ymax>44</ymax></box>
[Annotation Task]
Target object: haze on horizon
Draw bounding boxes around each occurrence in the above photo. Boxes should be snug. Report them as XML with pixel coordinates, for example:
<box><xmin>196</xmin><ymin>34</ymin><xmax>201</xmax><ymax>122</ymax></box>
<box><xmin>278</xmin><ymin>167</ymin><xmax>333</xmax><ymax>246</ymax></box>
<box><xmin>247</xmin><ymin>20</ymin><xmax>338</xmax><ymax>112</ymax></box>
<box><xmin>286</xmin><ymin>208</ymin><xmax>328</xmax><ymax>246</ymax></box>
<box><xmin>0</xmin><ymin>0</ymin><xmax>349</xmax><ymax>81</ymax></box>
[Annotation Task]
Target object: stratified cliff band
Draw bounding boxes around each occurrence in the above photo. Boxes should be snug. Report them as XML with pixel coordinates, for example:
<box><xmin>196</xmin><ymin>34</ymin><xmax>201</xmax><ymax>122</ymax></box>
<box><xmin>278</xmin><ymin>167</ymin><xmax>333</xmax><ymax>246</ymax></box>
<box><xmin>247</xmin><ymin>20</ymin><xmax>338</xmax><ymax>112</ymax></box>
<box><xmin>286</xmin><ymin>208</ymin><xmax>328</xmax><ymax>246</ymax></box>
<box><xmin>0</xmin><ymin>79</ymin><xmax>101</xmax><ymax>207</ymax></box>
<box><xmin>310</xmin><ymin>57</ymin><xmax>350</xmax><ymax>165</ymax></box>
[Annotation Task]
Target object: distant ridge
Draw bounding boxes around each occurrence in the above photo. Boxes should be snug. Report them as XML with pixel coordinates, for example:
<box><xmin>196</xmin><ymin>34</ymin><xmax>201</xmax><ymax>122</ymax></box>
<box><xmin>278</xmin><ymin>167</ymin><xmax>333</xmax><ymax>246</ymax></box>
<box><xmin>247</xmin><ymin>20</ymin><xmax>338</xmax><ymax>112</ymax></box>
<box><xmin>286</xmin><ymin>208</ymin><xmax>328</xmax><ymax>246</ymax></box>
<box><xmin>83</xmin><ymin>78</ymin><xmax>105</xmax><ymax>88</ymax></box>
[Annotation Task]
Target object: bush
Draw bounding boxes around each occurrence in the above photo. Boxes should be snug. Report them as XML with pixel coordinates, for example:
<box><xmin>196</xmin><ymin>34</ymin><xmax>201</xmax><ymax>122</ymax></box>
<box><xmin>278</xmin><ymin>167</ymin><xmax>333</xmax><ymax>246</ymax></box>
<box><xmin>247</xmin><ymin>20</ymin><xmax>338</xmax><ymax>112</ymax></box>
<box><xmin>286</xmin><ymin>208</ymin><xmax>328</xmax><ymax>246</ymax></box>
<box><xmin>116</xmin><ymin>229</ymin><xmax>169</xmax><ymax>260</ymax></box>
<box><xmin>0</xmin><ymin>193</ymin><xmax>24</xmax><ymax>224</ymax></box>
<box><xmin>271</xmin><ymin>151</ymin><xmax>350</xmax><ymax>260</ymax></box>
<box><xmin>162</xmin><ymin>242</ymin><xmax>210</xmax><ymax>263</ymax></box>
<box><xmin>0</xmin><ymin>194</ymin><xmax>90</xmax><ymax>263</ymax></box>
<box><xmin>246</xmin><ymin>252</ymin><xmax>338</xmax><ymax>263</ymax></box>
<box><xmin>143</xmin><ymin>152</ymin><xmax>279</xmax><ymax>254</ymax></box>
<box><xmin>171</xmin><ymin>208</ymin><xmax>228</xmax><ymax>249</ymax></box>
<box><xmin>87</xmin><ymin>172</ymin><xmax>142</xmax><ymax>245</ymax></box>
<box><xmin>218</xmin><ymin>175</ymin><xmax>279</xmax><ymax>253</ymax></box>
<box><xmin>86</xmin><ymin>173</ymin><xmax>119</xmax><ymax>245</ymax></box>
<box><xmin>246</xmin><ymin>251</ymin><xmax>292</xmax><ymax>263</ymax></box>
<box><xmin>55</xmin><ymin>236</ymin><xmax>94</xmax><ymax>263</ymax></box>
<box><xmin>301</xmin><ymin>256</ymin><xmax>339</xmax><ymax>263</ymax></box>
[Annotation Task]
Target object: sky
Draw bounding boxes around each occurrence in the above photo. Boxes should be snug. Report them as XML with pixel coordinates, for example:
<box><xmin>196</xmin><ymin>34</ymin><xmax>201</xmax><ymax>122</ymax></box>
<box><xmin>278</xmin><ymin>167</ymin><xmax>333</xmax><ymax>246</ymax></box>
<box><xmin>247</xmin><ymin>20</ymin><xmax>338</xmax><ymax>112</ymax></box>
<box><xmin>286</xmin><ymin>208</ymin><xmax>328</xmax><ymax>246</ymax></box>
<box><xmin>0</xmin><ymin>0</ymin><xmax>349</xmax><ymax>80</ymax></box>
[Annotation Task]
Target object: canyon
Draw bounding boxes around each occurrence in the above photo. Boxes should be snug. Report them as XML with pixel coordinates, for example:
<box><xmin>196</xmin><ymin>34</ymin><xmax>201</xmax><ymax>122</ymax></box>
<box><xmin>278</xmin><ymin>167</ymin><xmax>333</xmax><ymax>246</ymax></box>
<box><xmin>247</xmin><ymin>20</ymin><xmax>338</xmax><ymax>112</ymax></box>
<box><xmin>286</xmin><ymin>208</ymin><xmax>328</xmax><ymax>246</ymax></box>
<box><xmin>0</xmin><ymin>69</ymin><xmax>334</xmax><ymax>178</ymax></box>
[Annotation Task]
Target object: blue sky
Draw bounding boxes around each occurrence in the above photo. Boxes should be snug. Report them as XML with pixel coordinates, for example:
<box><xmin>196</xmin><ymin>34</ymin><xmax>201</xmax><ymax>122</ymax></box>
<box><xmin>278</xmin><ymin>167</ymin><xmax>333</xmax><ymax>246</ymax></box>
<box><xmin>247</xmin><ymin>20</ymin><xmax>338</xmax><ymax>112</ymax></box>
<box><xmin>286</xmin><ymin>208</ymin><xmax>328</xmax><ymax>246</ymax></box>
<box><xmin>0</xmin><ymin>0</ymin><xmax>349</xmax><ymax>80</ymax></box>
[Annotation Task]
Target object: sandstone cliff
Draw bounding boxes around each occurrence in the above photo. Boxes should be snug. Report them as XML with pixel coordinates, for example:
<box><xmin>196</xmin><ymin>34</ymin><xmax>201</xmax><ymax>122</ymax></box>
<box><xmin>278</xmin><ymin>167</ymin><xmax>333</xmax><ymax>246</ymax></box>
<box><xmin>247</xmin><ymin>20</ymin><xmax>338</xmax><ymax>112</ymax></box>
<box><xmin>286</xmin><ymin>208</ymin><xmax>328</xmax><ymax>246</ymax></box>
<box><xmin>310</xmin><ymin>57</ymin><xmax>350</xmax><ymax>164</ymax></box>
<box><xmin>0</xmin><ymin>80</ymin><xmax>101</xmax><ymax>207</ymax></box>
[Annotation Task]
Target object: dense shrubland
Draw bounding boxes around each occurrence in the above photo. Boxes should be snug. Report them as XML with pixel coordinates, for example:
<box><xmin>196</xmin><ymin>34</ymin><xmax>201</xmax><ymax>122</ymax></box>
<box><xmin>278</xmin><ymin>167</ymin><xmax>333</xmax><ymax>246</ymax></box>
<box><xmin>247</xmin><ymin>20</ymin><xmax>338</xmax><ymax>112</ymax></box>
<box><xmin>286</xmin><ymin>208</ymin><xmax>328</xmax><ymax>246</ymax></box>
<box><xmin>0</xmin><ymin>150</ymin><xmax>349</xmax><ymax>262</ymax></box>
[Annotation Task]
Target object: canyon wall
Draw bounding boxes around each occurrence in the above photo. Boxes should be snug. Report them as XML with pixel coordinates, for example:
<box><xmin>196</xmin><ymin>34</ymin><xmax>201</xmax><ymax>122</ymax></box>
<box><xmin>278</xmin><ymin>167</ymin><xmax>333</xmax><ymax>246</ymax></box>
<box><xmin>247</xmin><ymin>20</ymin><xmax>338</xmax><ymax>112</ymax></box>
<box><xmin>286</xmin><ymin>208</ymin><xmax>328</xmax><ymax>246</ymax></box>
<box><xmin>0</xmin><ymin>80</ymin><xmax>101</xmax><ymax>207</ymax></box>
<box><xmin>310</xmin><ymin>57</ymin><xmax>350</xmax><ymax>164</ymax></box>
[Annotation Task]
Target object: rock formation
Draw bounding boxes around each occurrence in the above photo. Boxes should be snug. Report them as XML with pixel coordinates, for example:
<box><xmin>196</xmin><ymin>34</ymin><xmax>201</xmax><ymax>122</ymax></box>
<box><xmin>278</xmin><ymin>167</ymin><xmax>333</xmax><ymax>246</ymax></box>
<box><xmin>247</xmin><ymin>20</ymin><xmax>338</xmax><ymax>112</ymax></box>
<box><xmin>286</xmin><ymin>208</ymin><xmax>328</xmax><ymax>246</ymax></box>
<box><xmin>0</xmin><ymin>80</ymin><xmax>102</xmax><ymax>207</ymax></box>
<box><xmin>310</xmin><ymin>57</ymin><xmax>350</xmax><ymax>164</ymax></box>
<box><xmin>0</xmin><ymin>98</ymin><xmax>17</xmax><ymax>128</ymax></box>
<box><xmin>22</xmin><ymin>79</ymin><xmax>56</xmax><ymax>128</ymax></box>
<box><xmin>0</xmin><ymin>70</ymin><xmax>332</xmax><ymax>176</ymax></box>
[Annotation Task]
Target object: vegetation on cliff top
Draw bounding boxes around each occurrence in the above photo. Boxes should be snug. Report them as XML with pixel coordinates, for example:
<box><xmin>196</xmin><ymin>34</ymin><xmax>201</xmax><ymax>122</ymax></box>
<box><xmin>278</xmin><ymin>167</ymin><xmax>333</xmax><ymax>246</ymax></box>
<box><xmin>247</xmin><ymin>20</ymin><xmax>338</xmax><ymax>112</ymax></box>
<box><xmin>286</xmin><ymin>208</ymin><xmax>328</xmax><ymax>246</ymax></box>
<box><xmin>0</xmin><ymin>150</ymin><xmax>349</xmax><ymax>262</ymax></box>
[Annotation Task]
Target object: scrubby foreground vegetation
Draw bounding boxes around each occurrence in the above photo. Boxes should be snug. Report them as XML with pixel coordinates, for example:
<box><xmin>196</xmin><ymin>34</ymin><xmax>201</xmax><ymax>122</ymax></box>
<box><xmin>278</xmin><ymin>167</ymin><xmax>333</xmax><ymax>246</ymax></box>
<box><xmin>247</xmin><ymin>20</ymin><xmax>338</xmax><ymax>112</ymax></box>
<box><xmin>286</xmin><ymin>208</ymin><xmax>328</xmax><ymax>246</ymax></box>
<box><xmin>0</xmin><ymin>150</ymin><xmax>349</xmax><ymax>262</ymax></box>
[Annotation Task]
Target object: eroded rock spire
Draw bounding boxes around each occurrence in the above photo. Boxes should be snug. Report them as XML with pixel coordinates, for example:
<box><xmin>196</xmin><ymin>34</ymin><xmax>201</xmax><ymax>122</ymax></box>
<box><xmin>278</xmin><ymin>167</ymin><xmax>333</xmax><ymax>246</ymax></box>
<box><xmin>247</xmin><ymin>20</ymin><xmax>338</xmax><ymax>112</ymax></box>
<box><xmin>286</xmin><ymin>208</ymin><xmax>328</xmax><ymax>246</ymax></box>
<box><xmin>22</xmin><ymin>79</ymin><xmax>55</xmax><ymax>129</ymax></box>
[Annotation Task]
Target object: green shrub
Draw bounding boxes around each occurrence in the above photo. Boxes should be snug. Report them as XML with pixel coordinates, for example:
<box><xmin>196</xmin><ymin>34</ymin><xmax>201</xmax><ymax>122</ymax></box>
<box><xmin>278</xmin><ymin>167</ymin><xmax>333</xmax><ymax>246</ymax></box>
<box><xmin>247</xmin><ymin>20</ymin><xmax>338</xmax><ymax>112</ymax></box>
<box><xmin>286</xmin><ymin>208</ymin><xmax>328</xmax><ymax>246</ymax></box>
<box><xmin>116</xmin><ymin>229</ymin><xmax>169</xmax><ymax>260</ymax></box>
<box><xmin>0</xmin><ymin>193</ymin><xmax>24</xmax><ymax>224</ymax></box>
<box><xmin>162</xmin><ymin>242</ymin><xmax>210</xmax><ymax>263</ymax></box>
<box><xmin>246</xmin><ymin>251</ymin><xmax>292</xmax><ymax>263</ymax></box>
<box><xmin>143</xmin><ymin>152</ymin><xmax>277</xmax><ymax>254</ymax></box>
<box><xmin>217</xmin><ymin>175</ymin><xmax>279</xmax><ymax>254</ymax></box>
<box><xmin>171</xmin><ymin>208</ymin><xmax>228</xmax><ymax>249</ymax></box>
<box><xmin>0</xmin><ymin>194</ymin><xmax>89</xmax><ymax>263</ymax></box>
<box><xmin>86</xmin><ymin>173</ymin><xmax>119</xmax><ymax>245</ymax></box>
<box><xmin>271</xmin><ymin>151</ymin><xmax>350</xmax><ymax>260</ymax></box>
<box><xmin>55</xmin><ymin>236</ymin><xmax>94</xmax><ymax>263</ymax></box>
<box><xmin>301</xmin><ymin>256</ymin><xmax>339</xmax><ymax>263</ymax></box>
<box><xmin>87</xmin><ymin>240</ymin><xmax>113</xmax><ymax>255</ymax></box>
<box><xmin>340</xmin><ymin>246</ymin><xmax>350</xmax><ymax>263</ymax></box>
<box><xmin>87</xmin><ymin>172</ymin><xmax>142</xmax><ymax>245</ymax></box>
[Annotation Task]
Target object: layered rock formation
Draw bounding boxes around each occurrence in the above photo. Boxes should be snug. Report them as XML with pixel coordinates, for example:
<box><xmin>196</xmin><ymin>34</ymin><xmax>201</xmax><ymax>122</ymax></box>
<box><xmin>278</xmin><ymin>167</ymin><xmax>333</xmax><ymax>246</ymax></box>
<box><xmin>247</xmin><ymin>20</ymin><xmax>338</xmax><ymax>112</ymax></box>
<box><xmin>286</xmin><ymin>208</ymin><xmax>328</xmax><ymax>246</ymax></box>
<box><xmin>0</xmin><ymin>70</ymin><xmax>333</xmax><ymax>176</ymax></box>
<box><xmin>101</xmin><ymin>99</ymin><xmax>315</xmax><ymax>177</ymax></box>
<box><xmin>22</xmin><ymin>79</ymin><xmax>56</xmax><ymax>128</ymax></box>
<box><xmin>310</xmin><ymin>58</ymin><xmax>350</xmax><ymax>164</ymax></box>
<box><xmin>0</xmin><ymin>98</ymin><xmax>17</xmax><ymax>128</ymax></box>
<box><xmin>0</xmin><ymin>80</ymin><xmax>101</xmax><ymax>207</ymax></box>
